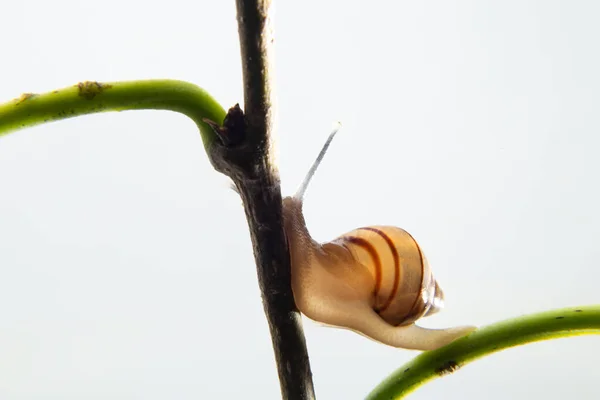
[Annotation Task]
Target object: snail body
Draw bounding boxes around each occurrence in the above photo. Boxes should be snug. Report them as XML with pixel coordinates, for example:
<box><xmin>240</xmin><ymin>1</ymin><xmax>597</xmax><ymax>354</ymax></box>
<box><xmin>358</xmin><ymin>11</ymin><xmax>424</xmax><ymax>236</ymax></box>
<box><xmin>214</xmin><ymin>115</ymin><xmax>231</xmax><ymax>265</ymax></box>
<box><xmin>282</xmin><ymin>127</ymin><xmax>475</xmax><ymax>351</ymax></box>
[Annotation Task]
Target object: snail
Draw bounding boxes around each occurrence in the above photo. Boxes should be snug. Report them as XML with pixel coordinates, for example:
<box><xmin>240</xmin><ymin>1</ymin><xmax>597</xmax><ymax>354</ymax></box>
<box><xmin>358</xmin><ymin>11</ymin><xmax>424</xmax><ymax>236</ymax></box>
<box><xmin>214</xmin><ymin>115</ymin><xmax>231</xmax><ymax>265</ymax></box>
<box><xmin>282</xmin><ymin>126</ymin><xmax>476</xmax><ymax>350</ymax></box>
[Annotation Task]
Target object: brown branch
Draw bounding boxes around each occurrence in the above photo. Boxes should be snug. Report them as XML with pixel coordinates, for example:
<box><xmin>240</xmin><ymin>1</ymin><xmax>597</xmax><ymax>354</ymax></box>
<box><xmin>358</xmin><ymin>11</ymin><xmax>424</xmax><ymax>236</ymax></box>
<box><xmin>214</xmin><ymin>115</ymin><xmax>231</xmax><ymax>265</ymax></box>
<box><xmin>206</xmin><ymin>1</ymin><xmax>316</xmax><ymax>399</ymax></box>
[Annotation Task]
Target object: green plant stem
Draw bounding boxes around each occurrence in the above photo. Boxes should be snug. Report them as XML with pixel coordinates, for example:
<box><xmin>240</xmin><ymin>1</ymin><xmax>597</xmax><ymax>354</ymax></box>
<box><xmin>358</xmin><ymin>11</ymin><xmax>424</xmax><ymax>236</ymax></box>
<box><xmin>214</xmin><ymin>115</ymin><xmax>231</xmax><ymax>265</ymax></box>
<box><xmin>367</xmin><ymin>305</ymin><xmax>600</xmax><ymax>400</ymax></box>
<box><xmin>0</xmin><ymin>80</ymin><xmax>226</xmax><ymax>150</ymax></box>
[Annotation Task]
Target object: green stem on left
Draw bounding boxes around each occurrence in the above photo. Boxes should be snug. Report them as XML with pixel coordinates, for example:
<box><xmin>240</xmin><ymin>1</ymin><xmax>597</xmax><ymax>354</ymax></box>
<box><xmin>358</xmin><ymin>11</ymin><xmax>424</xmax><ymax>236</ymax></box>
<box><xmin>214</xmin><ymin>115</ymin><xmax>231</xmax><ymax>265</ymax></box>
<box><xmin>366</xmin><ymin>305</ymin><xmax>600</xmax><ymax>400</ymax></box>
<box><xmin>0</xmin><ymin>80</ymin><xmax>227</xmax><ymax>150</ymax></box>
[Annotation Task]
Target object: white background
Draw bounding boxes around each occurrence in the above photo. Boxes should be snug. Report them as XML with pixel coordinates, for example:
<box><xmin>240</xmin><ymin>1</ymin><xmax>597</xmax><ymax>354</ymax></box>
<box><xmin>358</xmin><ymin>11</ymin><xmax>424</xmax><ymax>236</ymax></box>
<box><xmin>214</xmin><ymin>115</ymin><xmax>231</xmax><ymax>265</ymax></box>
<box><xmin>1</xmin><ymin>1</ymin><xmax>599</xmax><ymax>399</ymax></box>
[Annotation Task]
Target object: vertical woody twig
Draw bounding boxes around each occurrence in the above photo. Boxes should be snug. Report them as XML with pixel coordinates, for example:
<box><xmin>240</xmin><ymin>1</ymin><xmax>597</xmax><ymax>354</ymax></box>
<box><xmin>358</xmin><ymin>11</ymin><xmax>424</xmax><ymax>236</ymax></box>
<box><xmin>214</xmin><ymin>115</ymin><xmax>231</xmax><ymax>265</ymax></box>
<box><xmin>206</xmin><ymin>1</ymin><xmax>316</xmax><ymax>399</ymax></box>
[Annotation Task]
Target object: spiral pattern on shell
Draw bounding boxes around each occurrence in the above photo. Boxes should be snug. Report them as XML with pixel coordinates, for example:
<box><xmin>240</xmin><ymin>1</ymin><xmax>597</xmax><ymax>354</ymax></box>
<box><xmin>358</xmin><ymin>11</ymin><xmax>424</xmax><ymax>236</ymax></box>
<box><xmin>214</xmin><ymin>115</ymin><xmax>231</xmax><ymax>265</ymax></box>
<box><xmin>332</xmin><ymin>226</ymin><xmax>445</xmax><ymax>326</ymax></box>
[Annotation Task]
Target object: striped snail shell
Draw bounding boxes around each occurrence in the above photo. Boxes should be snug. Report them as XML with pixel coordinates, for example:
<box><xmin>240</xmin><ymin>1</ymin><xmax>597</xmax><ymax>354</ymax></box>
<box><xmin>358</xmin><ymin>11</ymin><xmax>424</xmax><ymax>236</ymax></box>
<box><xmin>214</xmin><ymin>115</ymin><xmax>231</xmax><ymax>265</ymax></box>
<box><xmin>329</xmin><ymin>226</ymin><xmax>443</xmax><ymax>326</ymax></box>
<box><xmin>282</xmin><ymin>126</ymin><xmax>475</xmax><ymax>351</ymax></box>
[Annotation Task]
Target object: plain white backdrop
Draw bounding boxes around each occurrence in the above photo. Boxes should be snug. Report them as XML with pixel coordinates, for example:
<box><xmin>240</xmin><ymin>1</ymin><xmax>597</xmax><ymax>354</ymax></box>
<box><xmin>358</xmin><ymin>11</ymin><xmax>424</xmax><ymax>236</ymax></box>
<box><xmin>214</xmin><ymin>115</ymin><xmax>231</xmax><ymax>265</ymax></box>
<box><xmin>1</xmin><ymin>1</ymin><xmax>599</xmax><ymax>399</ymax></box>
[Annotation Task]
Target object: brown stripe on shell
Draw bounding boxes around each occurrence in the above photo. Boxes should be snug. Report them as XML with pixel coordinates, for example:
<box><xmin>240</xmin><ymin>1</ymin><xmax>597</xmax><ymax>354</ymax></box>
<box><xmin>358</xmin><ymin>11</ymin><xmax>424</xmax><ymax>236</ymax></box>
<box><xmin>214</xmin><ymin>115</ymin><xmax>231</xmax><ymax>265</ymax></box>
<box><xmin>357</xmin><ymin>227</ymin><xmax>400</xmax><ymax>313</ymax></box>
<box><xmin>399</xmin><ymin>230</ymin><xmax>427</xmax><ymax>324</ymax></box>
<box><xmin>343</xmin><ymin>236</ymin><xmax>382</xmax><ymax>299</ymax></box>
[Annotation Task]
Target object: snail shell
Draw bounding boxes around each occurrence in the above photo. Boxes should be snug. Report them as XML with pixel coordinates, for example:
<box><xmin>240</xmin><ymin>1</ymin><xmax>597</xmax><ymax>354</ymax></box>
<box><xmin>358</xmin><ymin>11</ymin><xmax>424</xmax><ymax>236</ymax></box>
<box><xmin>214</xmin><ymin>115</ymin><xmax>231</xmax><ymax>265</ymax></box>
<box><xmin>328</xmin><ymin>225</ymin><xmax>444</xmax><ymax>326</ymax></box>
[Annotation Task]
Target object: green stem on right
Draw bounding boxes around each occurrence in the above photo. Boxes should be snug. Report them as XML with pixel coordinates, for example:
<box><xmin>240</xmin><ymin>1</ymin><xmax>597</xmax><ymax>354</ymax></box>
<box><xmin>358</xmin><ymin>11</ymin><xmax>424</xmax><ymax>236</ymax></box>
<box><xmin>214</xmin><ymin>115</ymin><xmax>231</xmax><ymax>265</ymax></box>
<box><xmin>0</xmin><ymin>80</ymin><xmax>227</xmax><ymax>150</ymax></box>
<box><xmin>367</xmin><ymin>305</ymin><xmax>600</xmax><ymax>400</ymax></box>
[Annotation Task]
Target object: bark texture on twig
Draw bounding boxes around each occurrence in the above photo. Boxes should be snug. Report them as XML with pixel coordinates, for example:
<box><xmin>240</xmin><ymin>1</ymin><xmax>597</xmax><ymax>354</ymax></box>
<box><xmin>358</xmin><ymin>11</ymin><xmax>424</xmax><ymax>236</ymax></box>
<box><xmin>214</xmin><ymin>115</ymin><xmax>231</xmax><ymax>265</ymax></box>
<box><xmin>207</xmin><ymin>1</ymin><xmax>316</xmax><ymax>399</ymax></box>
